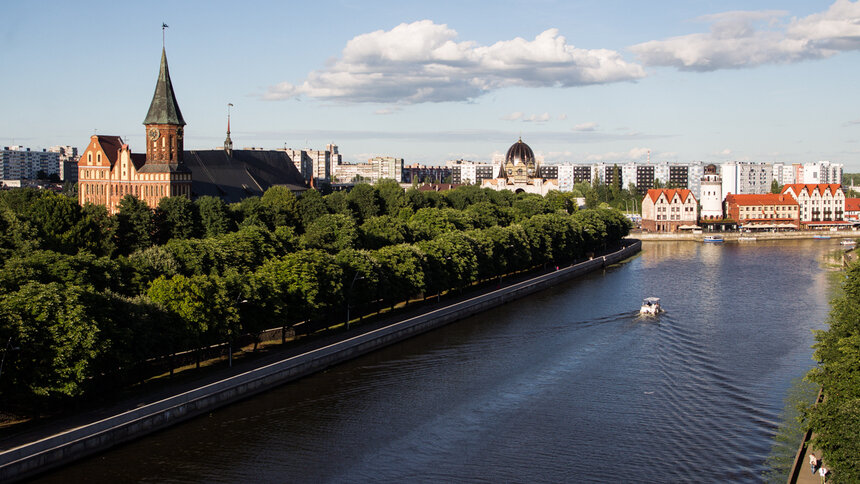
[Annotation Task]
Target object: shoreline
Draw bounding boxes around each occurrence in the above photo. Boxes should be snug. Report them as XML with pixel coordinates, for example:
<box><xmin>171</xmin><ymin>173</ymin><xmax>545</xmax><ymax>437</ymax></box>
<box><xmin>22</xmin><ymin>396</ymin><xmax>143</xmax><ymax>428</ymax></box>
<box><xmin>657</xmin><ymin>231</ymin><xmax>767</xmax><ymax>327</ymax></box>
<box><xmin>634</xmin><ymin>230</ymin><xmax>859</xmax><ymax>242</ymax></box>
<box><xmin>0</xmin><ymin>241</ymin><xmax>641</xmax><ymax>483</ymax></box>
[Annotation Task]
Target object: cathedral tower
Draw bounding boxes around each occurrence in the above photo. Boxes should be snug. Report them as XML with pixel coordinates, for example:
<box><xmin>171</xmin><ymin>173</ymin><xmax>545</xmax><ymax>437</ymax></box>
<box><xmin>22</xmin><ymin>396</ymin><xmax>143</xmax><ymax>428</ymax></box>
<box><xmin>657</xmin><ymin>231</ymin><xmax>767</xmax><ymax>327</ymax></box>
<box><xmin>144</xmin><ymin>48</ymin><xmax>185</xmax><ymax>164</ymax></box>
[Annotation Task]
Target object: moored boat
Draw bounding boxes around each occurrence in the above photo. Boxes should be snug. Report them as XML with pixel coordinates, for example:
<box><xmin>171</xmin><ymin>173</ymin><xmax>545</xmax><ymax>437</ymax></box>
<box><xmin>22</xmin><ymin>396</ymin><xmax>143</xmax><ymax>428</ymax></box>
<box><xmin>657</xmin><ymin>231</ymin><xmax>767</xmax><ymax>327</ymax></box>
<box><xmin>813</xmin><ymin>235</ymin><xmax>831</xmax><ymax>240</ymax></box>
<box><xmin>841</xmin><ymin>239</ymin><xmax>856</xmax><ymax>246</ymax></box>
<box><xmin>703</xmin><ymin>235</ymin><xmax>724</xmax><ymax>243</ymax></box>
<box><xmin>738</xmin><ymin>236</ymin><xmax>757</xmax><ymax>242</ymax></box>
<box><xmin>640</xmin><ymin>297</ymin><xmax>661</xmax><ymax>316</ymax></box>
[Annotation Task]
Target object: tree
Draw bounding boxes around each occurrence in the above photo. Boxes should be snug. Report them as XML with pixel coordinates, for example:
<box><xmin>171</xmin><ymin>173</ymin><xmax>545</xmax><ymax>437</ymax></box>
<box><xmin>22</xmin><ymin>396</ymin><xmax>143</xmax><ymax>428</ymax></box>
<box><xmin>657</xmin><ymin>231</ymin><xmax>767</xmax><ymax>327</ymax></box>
<box><xmin>347</xmin><ymin>183</ymin><xmax>381</xmax><ymax>222</ymax></box>
<box><xmin>155</xmin><ymin>196</ymin><xmax>201</xmax><ymax>243</ymax></box>
<box><xmin>374</xmin><ymin>178</ymin><xmax>407</xmax><ymax>216</ymax></box>
<box><xmin>513</xmin><ymin>193</ymin><xmax>549</xmax><ymax>219</ymax></box>
<box><xmin>360</xmin><ymin>215</ymin><xmax>409</xmax><ymax>249</ymax></box>
<box><xmin>771</xmin><ymin>179</ymin><xmax>783</xmax><ymax>194</ymax></box>
<box><xmin>297</xmin><ymin>189</ymin><xmax>328</xmax><ymax>229</ymax></box>
<box><xmin>66</xmin><ymin>203</ymin><xmax>115</xmax><ymax>256</ymax></box>
<box><xmin>196</xmin><ymin>196</ymin><xmax>233</xmax><ymax>238</ymax></box>
<box><xmin>147</xmin><ymin>274</ymin><xmax>238</xmax><ymax>367</ymax></box>
<box><xmin>261</xmin><ymin>186</ymin><xmax>299</xmax><ymax>228</ymax></box>
<box><xmin>0</xmin><ymin>282</ymin><xmax>100</xmax><ymax>405</ymax></box>
<box><xmin>255</xmin><ymin>250</ymin><xmax>343</xmax><ymax>326</ymax></box>
<box><xmin>302</xmin><ymin>213</ymin><xmax>358</xmax><ymax>252</ymax></box>
<box><xmin>372</xmin><ymin>244</ymin><xmax>425</xmax><ymax>308</ymax></box>
<box><xmin>114</xmin><ymin>195</ymin><xmax>155</xmax><ymax>255</ymax></box>
<box><xmin>325</xmin><ymin>190</ymin><xmax>350</xmax><ymax>215</ymax></box>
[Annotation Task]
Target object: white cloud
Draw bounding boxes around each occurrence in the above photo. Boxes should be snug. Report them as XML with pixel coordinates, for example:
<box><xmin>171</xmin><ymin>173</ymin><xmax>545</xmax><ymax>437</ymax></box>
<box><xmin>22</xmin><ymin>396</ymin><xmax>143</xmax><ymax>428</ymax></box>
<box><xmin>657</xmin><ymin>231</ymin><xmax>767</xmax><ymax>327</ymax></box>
<box><xmin>574</xmin><ymin>121</ymin><xmax>599</xmax><ymax>131</ymax></box>
<box><xmin>501</xmin><ymin>112</ymin><xmax>524</xmax><ymax>121</ymax></box>
<box><xmin>585</xmin><ymin>147</ymin><xmax>651</xmax><ymax>161</ymax></box>
<box><xmin>502</xmin><ymin>111</ymin><xmax>553</xmax><ymax>122</ymax></box>
<box><xmin>374</xmin><ymin>107</ymin><xmax>401</xmax><ymax>115</ymax></box>
<box><xmin>265</xmin><ymin>20</ymin><xmax>645</xmax><ymax>103</ymax></box>
<box><xmin>630</xmin><ymin>0</ymin><xmax>860</xmax><ymax>71</ymax></box>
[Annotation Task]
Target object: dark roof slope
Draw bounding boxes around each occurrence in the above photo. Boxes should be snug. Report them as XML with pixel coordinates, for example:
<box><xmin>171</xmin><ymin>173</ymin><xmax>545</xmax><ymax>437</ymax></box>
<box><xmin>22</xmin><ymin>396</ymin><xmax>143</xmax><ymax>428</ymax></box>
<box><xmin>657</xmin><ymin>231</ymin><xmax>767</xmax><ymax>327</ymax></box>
<box><xmin>143</xmin><ymin>48</ymin><xmax>186</xmax><ymax>126</ymax></box>
<box><xmin>183</xmin><ymin>149</ymin><xmax>307</xmax><ymax>202</ymax></box>
<box><xmin>95</xmin><ymin>135</ymin><xmax>124</xmax><ymax>164</ymax></box>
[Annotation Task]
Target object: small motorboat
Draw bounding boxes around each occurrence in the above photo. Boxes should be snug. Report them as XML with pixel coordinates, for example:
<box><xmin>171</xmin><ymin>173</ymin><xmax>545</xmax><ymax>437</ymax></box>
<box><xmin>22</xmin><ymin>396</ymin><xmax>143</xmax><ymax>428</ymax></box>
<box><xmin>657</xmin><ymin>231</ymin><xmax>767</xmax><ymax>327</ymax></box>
<box><xmin>813</xmin><ymin>235</ymin><xmax>831</xmax><ymax>240</ymax></box>
<box><xmin>703</xmin><ymin>235</ymin><xmax>723</xmax><ymax>243</ymax></box>
<box><xmin>640</xmin><ymin>297</ymin><xmax>661</xmax><ymax>316</ymax></box>
<box><xmin>737</xmin><ymin>236</ymin><xmax>757</xmax><ymax>242</ymax></box>
<box><xmin>841</xmin><ymin>239</ymin><xmax>857</xmax><ymax>246</ymax></box>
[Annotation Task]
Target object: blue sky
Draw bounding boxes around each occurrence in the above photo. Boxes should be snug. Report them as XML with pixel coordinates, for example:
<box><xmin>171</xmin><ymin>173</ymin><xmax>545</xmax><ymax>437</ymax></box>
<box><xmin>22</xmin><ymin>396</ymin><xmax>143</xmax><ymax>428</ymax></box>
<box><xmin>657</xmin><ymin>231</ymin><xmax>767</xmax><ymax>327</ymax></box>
<box><xmin>2</xmin><ymin>0</ymin><xmax>860</xmax><ymax>169</ymax></box>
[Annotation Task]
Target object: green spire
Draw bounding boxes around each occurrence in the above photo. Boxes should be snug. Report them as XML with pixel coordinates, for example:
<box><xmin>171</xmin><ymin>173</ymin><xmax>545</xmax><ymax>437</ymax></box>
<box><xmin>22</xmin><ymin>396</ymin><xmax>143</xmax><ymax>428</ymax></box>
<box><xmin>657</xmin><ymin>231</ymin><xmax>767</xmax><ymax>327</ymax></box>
<box><xmin>143</xmin><ymin>48</ymin><xmax>185</xmax><ymax>126</ymax></box>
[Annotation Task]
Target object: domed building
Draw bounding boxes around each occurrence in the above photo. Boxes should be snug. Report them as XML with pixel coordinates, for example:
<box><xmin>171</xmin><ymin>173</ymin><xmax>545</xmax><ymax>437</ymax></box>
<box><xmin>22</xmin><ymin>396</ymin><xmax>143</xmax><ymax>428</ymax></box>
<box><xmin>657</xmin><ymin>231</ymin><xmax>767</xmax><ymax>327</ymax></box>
<box><xmin>482</xmin><ymin>138</ymin><xmax>558</xmax><ymax>195</ymax></box>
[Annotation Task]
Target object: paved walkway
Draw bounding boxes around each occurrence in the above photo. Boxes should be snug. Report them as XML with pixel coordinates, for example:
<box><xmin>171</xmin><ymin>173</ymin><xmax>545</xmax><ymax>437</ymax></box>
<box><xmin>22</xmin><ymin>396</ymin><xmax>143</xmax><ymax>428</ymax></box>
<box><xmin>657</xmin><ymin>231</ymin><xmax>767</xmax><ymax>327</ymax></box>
<box><xmin>796</xmin><ymin>444</ymin><xmax>824</xmax><ymax>484</ymax></box>
<box><xmin>0</xmin><ymin>241</ymin><xmax>637</xmax><ymax>455</ymax></box>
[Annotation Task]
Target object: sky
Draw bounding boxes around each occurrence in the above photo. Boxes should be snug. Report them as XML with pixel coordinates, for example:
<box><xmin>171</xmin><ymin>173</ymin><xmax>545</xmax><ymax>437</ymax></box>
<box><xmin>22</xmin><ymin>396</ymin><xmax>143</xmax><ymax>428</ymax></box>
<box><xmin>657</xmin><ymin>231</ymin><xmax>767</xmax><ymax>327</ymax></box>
<box><xmin>2</xmin><ymin>0</ymin><xmax>860</xmax><ymax>169</ymax></box>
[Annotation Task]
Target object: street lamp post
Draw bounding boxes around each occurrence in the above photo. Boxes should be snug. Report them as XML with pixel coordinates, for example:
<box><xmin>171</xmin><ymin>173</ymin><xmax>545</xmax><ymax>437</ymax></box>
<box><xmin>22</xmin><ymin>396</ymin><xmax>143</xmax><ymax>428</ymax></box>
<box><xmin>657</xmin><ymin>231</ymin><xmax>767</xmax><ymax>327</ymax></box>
<box><xmin>346</xmin><ymin>273</ymin><xmax>365</xmax><ymax>329</ymax></box>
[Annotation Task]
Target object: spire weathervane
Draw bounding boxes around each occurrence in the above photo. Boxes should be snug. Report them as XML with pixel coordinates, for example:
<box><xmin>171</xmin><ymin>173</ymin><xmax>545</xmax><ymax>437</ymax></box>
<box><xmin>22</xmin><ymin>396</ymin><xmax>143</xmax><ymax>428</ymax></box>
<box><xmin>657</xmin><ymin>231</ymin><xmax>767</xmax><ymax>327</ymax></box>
<box><xmin>162</xmin><ymin>23</ymin><xmax>169</xmax><ymax>47</ymax></box>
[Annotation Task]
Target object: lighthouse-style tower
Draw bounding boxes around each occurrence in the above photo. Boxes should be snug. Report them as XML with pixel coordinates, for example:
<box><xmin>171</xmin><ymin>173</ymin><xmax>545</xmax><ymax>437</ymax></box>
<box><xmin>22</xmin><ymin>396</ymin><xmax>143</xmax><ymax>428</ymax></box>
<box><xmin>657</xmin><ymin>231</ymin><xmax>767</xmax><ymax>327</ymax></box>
<box><xmin>700</xmin><ymin>164</ymin><xmax>723</xmax><ymax>219</ymax></box>
<box><xmin>144</xmin><ymin>48</ymin><xmax>186</xmax><ymax>163</ymax></box>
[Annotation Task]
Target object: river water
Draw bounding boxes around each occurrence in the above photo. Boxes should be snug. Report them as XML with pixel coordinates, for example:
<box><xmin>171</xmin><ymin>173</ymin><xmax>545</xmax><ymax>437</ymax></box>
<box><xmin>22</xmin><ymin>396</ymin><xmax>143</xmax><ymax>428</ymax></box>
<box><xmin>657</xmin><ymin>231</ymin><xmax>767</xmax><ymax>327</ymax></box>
<box><xmin>38</xmin><ymin>240</ymin><xmax>838</xmax><ymax>483</ymax></box>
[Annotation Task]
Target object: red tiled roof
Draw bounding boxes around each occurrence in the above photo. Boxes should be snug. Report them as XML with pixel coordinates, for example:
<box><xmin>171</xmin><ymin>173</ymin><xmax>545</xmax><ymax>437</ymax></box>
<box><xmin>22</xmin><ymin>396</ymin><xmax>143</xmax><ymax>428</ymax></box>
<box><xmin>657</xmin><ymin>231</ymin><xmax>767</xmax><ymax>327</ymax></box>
<box><xmin>780</xmin><ymin>183</ymin><xmax>842</xmax><ymax>197</ymax></box>
<box><xmin>725</xmin><ymin>193</ymin><xmax>798</xmax><ymax>206</ymax></box>
<box><xmin>845</xmin><ymin>198</ymin><xmax>860</xmax><ymax>212</ymax></box>
<box><xmin>645</xmin><ymin>188</ymin><xmax>694</xmax><ymax>204</ymax></box>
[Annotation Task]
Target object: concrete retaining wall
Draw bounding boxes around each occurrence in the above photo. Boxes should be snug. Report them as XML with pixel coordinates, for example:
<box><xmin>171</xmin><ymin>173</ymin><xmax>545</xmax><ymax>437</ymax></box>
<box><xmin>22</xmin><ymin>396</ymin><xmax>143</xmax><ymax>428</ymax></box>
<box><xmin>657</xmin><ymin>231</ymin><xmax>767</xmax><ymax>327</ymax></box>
<box><xmin>0</xmin><ymin>241</ymin><xmax>641</xmax><ymax>482</ymax></box>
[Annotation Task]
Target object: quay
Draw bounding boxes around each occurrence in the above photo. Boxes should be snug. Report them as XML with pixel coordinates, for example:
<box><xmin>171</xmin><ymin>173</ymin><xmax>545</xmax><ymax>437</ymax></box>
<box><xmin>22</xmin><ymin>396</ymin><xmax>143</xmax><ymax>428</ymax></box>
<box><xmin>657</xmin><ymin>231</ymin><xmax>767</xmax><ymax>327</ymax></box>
<box><xmin>0</xmin><ymin>241</ymin><xmax>641</xmax><ymax>482</ymax></box>
<box><xmin>634</xmin><ymin>230</ymin><xmax>859</xmax><ymax>242</ymax></box>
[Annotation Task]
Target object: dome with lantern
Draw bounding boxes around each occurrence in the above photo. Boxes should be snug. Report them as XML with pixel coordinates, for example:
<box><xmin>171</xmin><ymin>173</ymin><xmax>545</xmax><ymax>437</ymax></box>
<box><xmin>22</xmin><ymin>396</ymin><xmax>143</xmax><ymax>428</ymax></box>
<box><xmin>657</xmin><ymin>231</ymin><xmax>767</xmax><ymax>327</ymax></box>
<box><xmin>503</xmin><ymin>138</ymin><xmax>537</xmax><ymax>182</ymax></box>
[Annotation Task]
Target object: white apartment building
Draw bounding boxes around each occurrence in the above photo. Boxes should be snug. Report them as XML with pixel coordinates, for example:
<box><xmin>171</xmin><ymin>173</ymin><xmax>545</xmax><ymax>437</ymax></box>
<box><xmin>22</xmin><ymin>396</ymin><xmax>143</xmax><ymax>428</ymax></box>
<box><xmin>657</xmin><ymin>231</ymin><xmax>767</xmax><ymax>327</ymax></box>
<box><xmin>1</xmin><ymin>146</ymin><xmax>60</xmax><ymax>181</ymax></box>
<box><xmin>282</xmin><ymin>146</ymin><xmax>334</xmax><ymax>183</ymax></box>
<box><xmin>802</xmin><ymin>161</ymin><xmax>842</xmax><ymax>185</ymax></box>
<box><xmin>721</xmin><ymin>162</ymin><xmax>773</xmax><ymax>196</ymax></box>
<box><xmin>49</xmin><ymin>145</ymin><xmax>79</xmax><ymax>182</ymax></box>
<box><xmin>370</xmin><ymin>156</ymin><xmax>403</xmax><ymax>182</ymax></box>
<box><xmin>556</xmin><ymin>164</ymin><xmax>575</xmax><ymax>192</ymax></box>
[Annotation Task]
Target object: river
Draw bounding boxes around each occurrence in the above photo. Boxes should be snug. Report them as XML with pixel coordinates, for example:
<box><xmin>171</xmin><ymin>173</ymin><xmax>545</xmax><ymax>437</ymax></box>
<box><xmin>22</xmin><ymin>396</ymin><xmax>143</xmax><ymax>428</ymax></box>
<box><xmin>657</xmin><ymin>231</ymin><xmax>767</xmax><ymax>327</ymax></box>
<box><xmin>37</xmin><ymin>240</ymin><xmax>838</xmax><ymax>483</ymax></box>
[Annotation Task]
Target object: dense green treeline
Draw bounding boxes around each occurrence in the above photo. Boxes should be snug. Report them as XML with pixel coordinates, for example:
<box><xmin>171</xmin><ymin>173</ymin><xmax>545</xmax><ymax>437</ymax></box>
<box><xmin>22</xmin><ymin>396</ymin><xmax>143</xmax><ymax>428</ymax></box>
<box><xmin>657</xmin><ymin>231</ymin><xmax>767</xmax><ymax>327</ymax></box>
<box><xmin>803</xmin><ymin>259</ymin><xmax>860</xmax><ymax>483</ymax></box>
<box><xmin>0</xmin><ymin>182</ymin><xmax>629</xmax><ymax>411</ymax></box>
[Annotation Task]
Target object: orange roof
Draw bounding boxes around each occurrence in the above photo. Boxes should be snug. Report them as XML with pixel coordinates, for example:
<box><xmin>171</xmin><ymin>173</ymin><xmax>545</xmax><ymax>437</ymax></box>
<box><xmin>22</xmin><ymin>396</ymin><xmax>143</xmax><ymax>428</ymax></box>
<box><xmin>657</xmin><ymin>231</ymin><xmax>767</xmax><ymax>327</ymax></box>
<box><xmin>725</xmin><ymin>193</ymin><xmax>798</xmax><ymax>206</ymax></box>
<box><xmin>780</xmin><ymin>183</ymin><xmax>842</xmax><ymax>196</ymax></box>
<box><xmin>846</xmin><ymin>198</ymin><xmax>860</xmax><ymax>212</ymax></box>
<box><xmin>645</xmin><ymin>188</ymin><xmax>694</xmax><ymax>204</ymax></box>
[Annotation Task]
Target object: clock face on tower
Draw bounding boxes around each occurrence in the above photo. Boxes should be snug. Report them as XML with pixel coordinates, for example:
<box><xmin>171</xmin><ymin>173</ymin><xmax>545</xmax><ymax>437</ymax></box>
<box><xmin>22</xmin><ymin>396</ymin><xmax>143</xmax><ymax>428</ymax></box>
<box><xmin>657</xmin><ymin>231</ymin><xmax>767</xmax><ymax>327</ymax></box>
<box><xmin>149</xmin><ymin>128</ymin><xmax>160</xmax><ymax>140</ymax></box>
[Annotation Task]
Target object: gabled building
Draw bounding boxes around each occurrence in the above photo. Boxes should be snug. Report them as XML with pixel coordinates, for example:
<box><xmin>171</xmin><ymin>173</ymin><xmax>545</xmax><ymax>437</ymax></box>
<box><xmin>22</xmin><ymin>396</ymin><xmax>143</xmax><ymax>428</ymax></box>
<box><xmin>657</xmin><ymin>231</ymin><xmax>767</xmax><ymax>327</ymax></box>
<box><xmin>77</xmin><ymin>46</ymin><xmax>307</xmax><ymax>211</ymax></box>
<box><xmin>844</xmin><ymin>198</ymin><xmax>860</xmax><ymax>222</ymax></box>
<box><xmin>78</xmin><ymin>48</ymin><xmax>192</xmax><ymax>212</ymax></box>
<box><xmin>725</xmin><ymin>193</ymin><xmax>799</xmax><ymax>230</ymax></box>
<box><xmin>780</xmin><ymin>184</ymin><xmax>845</xmax><ymax>225</ymax></box>
<box><xmin>641</xmin><ymin>188</ymin><xmax>698</xmax><ymax>232</ymax></box>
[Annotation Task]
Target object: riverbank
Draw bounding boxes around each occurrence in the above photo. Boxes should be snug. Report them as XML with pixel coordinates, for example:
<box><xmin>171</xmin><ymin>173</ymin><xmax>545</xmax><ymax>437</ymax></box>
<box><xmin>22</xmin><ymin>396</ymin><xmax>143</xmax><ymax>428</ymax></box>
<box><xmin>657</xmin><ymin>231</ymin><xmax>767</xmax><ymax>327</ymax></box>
<box><xmin>635</xmin><ymin>230</ymin><xmax>859</xmax><ymax>242</ymax></box>
<box><xmin>0</xmin><ymin>241</ymin><xmax>641</xmax><ymax>482</ymax></box>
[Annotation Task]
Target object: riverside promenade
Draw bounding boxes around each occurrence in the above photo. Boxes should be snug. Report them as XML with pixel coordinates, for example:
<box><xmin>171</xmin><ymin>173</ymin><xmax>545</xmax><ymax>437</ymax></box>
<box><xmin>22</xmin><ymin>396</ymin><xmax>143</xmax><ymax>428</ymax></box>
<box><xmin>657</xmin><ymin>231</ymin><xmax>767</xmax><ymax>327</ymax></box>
<box><xmin>0</xmin><ymin>240</ymin><xmax>641</xmax><ymax>482</ymax></box>
<box><xmin>635</xmin><ymin>229</ymin><xmax>859</xmax><ymax>242</ymax></box>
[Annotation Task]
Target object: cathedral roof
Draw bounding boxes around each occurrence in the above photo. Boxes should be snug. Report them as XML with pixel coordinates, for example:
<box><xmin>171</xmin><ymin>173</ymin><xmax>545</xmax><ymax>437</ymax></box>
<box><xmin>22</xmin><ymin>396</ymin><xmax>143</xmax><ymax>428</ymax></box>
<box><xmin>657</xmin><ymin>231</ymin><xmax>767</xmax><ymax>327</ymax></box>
<box><xmin>183</xmin><ymin>149</ymin><xmax>307</xmax><ymax>202</ymax></box>
<box><xmin>143</xmin><ymin>48</ymin><xmax>186</xmax><ymax>126</ymax></box>
<box><xmin>505</xmin><ymin>138</ymin><xmax>535</xmax><ymax>165</ymax></box>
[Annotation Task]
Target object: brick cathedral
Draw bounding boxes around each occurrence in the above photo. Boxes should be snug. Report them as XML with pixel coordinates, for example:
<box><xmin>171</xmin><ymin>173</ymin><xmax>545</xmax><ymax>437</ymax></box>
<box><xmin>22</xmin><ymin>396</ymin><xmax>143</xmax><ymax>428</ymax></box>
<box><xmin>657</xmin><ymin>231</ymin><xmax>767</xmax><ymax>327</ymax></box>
<box><xmin>77</xmin><ymin>47</ymin><xmax>192</xmax><ymax>213</ymax></box>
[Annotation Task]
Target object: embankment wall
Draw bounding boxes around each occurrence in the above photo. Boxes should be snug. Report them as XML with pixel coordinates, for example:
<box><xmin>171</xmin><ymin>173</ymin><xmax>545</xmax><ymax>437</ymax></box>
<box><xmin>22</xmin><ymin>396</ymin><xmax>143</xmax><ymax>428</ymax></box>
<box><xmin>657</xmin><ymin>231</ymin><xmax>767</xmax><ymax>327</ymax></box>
<box><xmin>0</xmin><ymin>240</ymin><xmax>641</xmax><ymax>482</ymax></box>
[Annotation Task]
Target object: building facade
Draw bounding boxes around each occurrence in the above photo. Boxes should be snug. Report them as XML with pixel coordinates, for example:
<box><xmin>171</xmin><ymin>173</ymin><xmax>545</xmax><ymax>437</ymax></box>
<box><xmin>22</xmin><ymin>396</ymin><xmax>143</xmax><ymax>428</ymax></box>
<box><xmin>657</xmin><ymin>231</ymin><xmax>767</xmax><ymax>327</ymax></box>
<box><xmin>77</xmin><ymin>48</ymin><xmax>192</xmax><ymax>212</ymax></box>
<box><xmin>724</xmin><ymin>193</ymin><xmax>800</xmax><ymax>230</ymax></box>
<box><xmin>641</xmin><ymin>188</ymin><xmax>698</xmax><ymax>232</ymax></box>
<box><xmin>780</xmin><ymin>183</ymin><xmax>845</xmax><ymax>224</ymax></box>
<box><xmin>699</xmin><ymin>164</ymin><xmax>723</xmax><ymax>220</ymax></box>
<box><xmin>1</xmin><ymin>146</ymin><xmax>60</xmax><ymax>181</ymax></box>
<box><xmin>482</xmin><ymin>139</ymin><xmax>558</xmax><ymax>195</ymax></box>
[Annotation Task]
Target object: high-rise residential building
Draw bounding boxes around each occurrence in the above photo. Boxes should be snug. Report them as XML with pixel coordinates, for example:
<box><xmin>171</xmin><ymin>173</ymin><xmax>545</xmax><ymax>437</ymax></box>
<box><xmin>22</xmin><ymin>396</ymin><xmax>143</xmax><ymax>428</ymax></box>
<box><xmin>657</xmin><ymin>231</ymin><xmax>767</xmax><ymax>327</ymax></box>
<box><xmin>370</xmin><ymin>156</ymin><xmax>403</xmax><ymax>182</ymax></box>
<box><xmin>556</xmin><ymin>164</ymin><xmax>575</xmax><ymax>192</ymax></box>
<box><xmin>49</xmin><ymin>145</ymin><xmax>79</xmax><ymax>182</ymax></box>
<box><xmin>1</xmin><ymin>146</ymin><xmax>60</xmax><ymax>181</ymax></box>
<box><xmin>802</xmin><ymin>161</ymin><xmax>842</xmax><ymax>185</ymax></box>
<box><xmin>721</xmin><ymin>162</ymin><xmax>773</xmax><ymax>196</ymax></box>
<box><xmin>573</xmin><ymin>165</ymin><xmax>593</xmax><ymax>184</ymax></box>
